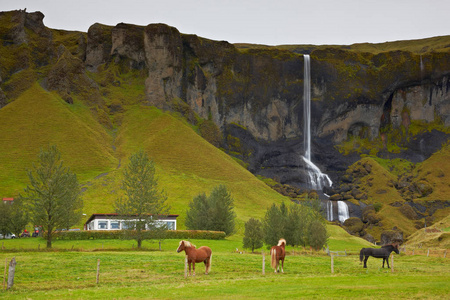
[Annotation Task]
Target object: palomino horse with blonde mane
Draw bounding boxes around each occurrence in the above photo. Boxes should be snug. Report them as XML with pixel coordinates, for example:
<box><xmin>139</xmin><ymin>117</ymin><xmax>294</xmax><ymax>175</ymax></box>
<box><xmin>270</xmin><ymin>238</ymin><xmax>286</xmax><ymax>273</ymax></box>
<box><xmin>176</xmin><ymin>240</ymin><xmax>212</xmax><ymax>276</ymax></box>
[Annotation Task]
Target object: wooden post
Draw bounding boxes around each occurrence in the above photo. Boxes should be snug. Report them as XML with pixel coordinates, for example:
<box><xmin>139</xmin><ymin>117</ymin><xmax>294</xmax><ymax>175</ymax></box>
<box><xmin>331</xmin><ymin>254</ymin><xmax>334</xmax><ymax>274</ymax></box>
<box><xmin>7</xmin><ymin>257</ymin><xmax>16</xmax><ymax>290</ymax></box>
<box><xmin>412</xmin><ymin>249</ymin><xmax>414</xmax><ymax>255</ymax></box>
<box><xmin>427</xmin><ymin>249</ymin><xmax>430</xmax><ymax>257</ymax></box>
<box><xmin>262</xmin><ymin>251</ymin><xmax>265</xmax><ymax>275</ymax></box>
<box><xmin>96</xmin><ymin>259</ymin><xmax>100</xmax><ymax>284</ymax></box>
<box><xmin>184</xmin><ymin>255</ymin><xmax>188</xmax><ymax>278</ymax></box>
<box><xmin>444</xmin><ymin>249</ymin><xmax>447</xmax><ymax>258</ymax></box>
<box><xmin>391</xmin><ymin>254</ymin><xmax>394</xmax><ymax>273</ymax></box>
<box><xmin>3</xmin><ymin>258</ymin><xmax>6</xmax><ymax>291</ymax></box>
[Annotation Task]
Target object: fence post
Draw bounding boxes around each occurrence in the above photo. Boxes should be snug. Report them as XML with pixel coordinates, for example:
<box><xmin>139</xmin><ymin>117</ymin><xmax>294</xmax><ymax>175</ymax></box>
<box><xmin>7</xmin><ymin>257</ymin><xmax>16</xmax><ymax>290</ymax></box>
<box><xmin>391</xmin><ymin>254</ymin><xmax>394</xmax><ymax>273</ymax></box>
<box><xmin>444</xmin><ymin>249</ymin><xmax>447</xmax><ymax>258</ymax></box>
<box><xmin>3</xmin><ymin>258</ymin><xmax>6</xmax><ymax>291</ymax></box>
<box><xmin>184</xmin><ymin>255</ymin><xmax>188</xmax><ymax>278</ymax></box>
<box><xmin>427</xmin><ymin>249</ymin><xmax>430</xmax><ymax>257</ymax></box>
<box><xmin>262</xmin><ymin>251</ymin><xmax>265</xmax><ymax>275</ymax></box>
<box><xmin>331</xmin><ymin>254</ymin><xmax>334</xmax><ymax>274</ymax></box>
<box><xmin>96</xmin><ymin>259</ymin><xmax>100</xmax><ymax>284</ymax></box>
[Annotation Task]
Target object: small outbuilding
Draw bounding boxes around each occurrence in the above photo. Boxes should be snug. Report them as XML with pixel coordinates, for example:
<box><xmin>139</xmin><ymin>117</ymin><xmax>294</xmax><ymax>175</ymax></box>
<box><xmin>84</xmin><ymin>213</ymin><xmax>178</xmax><ymax>231</ymax></box>
<box><xmin>2</xmin><ymin>198</ymin><xmax>14</xmax><ymax>204</ymax></box>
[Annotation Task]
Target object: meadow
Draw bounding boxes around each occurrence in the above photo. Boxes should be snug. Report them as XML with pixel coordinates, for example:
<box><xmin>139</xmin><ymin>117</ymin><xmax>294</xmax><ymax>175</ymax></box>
<box><xmin>1</xmin><ymin>236</ymin><xmax>449</xmax><ymax>299</ymax></box>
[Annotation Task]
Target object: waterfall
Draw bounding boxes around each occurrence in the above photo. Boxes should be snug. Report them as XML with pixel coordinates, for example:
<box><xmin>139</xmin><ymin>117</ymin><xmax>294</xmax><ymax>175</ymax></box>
<box><xmin>327</xmin><ymin>200</ymin><xmax>333</xmax><ymax>221</ymax></box>
<box><xmin>337</xmin><ymin>201</ymin><xmax>349</xmax><ymax>223</ymax></box>
<box><xmin>302</xmin><ymin>54</ymin><xmax>332</xmax><ymax>190</ymax></box>
<box><xmin>420</xmin><ymin>55</ymin><xmax>424</xmax><ymax>80</ymax></box>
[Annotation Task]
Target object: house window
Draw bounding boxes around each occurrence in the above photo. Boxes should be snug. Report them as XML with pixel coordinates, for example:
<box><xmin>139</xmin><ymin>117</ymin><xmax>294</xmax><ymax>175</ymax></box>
<box><xmin>98</xmin><ymin>221</ymin><xmax>108</xmax><ymax>229</ymax></box>
<box><xmin>166</xmin><ymin>221</ymin><xmax>175</xmax><ymax>230</ymax></box>
<box><xmin>110</xmin><ymin>221</ymin><xmax>120</xmax><ymax>229</ymax></box>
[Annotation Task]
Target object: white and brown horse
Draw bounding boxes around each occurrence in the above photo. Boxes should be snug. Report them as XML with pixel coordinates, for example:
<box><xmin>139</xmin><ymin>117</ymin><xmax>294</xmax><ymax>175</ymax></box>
<box><xmin>270</xmin><ymin>238</ymin><xmax>286</xmax><ymax>273</ymax></box>
<box><xmin>176</xmin><ymin>240</ymin><xmax>212</xmax><ymax>276</ymax></box>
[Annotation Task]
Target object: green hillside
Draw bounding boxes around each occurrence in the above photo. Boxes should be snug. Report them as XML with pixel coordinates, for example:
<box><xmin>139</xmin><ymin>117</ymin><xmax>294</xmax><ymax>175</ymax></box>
<box><xmin>0</xmin><ymin>84</ymin><xmax>288</xmax><ymax>229</ymax></box>
<box><xmin>0</xmin><ymin>83</ymin><xmax>118</xmax><ymax>196</ymax></box>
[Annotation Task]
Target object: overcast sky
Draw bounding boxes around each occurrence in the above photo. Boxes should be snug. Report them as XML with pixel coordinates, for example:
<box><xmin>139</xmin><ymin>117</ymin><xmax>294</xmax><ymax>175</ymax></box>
<box><xmin>3</xmin><ymin>0</ymin><xmax>450</xmax><ymax>45</ymax></box>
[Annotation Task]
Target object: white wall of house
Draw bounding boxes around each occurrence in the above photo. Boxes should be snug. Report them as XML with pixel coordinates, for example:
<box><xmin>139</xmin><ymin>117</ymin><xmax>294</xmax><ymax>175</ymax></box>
<box><xmin>85</xmin><ymin>218</ymin><xmax>176</xmax><ymax>231</ymax></box>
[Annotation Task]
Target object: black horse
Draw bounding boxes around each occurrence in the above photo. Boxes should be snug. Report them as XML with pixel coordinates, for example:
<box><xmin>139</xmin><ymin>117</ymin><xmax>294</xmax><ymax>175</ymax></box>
<box><xmin>359</xmin><ymin>244</ymin><xmax>399</xmax><ymax>268</ymax></box>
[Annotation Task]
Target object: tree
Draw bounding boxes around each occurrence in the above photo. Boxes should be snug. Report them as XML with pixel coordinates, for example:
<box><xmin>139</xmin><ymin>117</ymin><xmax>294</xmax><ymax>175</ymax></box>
<box><xmin>185</xmin><ymin>185</ymin><xmax>236</xmax><ymax>236</ymax></box>
<box><xmin>185</xmin><ymin>193</ymin><xmax>210</xmax><ymax>230</ymax></box>
<box><xmin>308</xmin><ymin>219</ymin><xmax>329</xmax><ymax>250</ymax></box>
<box><xmin>262</xmin><ymin>203</ymin><xmax>285</xmax><ymax>248</ymax></box>
<box><xmin>115</xmin><ymin>151</ymin><xmax>169</xmax><ymax>249</ymax></box>
<box><xmin>242</xmin><ymin>218</ymin><xmax>263</xmax><ymax>252</ymax></box>
<box><xmin>0</xmin><ymin>202</ymin><xmax>11</xmax><ymax>238</ymax></box>
<box><xmin>8</xmin><ymin>198</ymin><xmax>29</xmax><ymax>237</ymax></box>
<box><xmin>20</xmin><ymin>145</ymin><xmax>83</xmax><ymax>248</ymax></box>
<box><xmin>208</xmin><ymin>185</ymin><xmax>236</xmax><ymax>235</ymax></box>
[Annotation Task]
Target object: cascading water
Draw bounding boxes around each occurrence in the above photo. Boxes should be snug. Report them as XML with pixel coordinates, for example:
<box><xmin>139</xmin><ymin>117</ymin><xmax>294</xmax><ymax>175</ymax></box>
<box><xmin>326</xmin><ymin>201</ymin><xmax>333</xmax><ymax>221</ymax></box>
<box><xmin>302</xmin><ymin>54</ymin><xmax>332</xmax><ymax>191</ymax></box>
<box><xmin>337</xmin><ymin>201</ymin><xmax>349</xmax><ymax>223</ymax></box>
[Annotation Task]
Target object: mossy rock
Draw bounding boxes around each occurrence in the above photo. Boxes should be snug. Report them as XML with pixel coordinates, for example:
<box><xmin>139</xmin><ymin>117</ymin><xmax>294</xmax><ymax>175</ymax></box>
<box><xmin>399</xmin><ymin>203</ymin><xmax>418</xmax><ymax>220</ymax></box>
<box><xmin>343</xmin><ymin>217</ymin><xmax>364</xmax><ymax>235</ymax></box>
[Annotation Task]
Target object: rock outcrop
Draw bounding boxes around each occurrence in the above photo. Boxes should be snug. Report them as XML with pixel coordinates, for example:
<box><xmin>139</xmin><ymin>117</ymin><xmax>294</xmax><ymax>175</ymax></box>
<box><xmin>1</xmin><ymin>10</ymin><xmax>450</xmax><ymax>191</ymax></box>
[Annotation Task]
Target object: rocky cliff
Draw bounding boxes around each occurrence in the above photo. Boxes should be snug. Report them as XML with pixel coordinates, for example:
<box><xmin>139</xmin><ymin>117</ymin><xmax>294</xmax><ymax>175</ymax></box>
<box><xmin>1</xmin><ymin>10</ymin><xmax>450</xmax><ymax>191</ymax></box>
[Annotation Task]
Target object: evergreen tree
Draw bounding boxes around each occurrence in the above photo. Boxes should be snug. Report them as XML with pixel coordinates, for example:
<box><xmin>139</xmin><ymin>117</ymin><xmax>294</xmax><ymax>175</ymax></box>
<box><xmin>185</xmin><ymin>185</ymin><xmax>236</xmax><ymax>236</ymax></box>
<box><xmin>0</xmin><ymin>202</ymin><xmax>11</xmax><ymax>238</ymax></box>
<box><xmin>115</xmin><ymin>151</ymin><xmax>169</xmax><ymax>248</ymax></box>
<box><xmin>20</xmin><ymin>145</ymin><xmax>83</xmax><ymax>248</ymax></box>
<box><xmin>209</xmin><ymin>185</ymin><xmax>236</xmax><ymax>235</ymax></box>
<box><xmin>262</xmin><ymin>203</ymin><xmax>285</xmax><ymax>248</ymax></box>
<box><xmin>242</xmin><ymin>218</ymin><xmax>263</xmax><ymax>252</ymax></box>
<box><xmin>8</xmin><ymin>198</ymin><xmax>29</xmax><ymax>237</ymax></box>
<box><xmin>185</xmin><ymin>193</ymin><xmax>210</xmax><ymax>230</ymax></box>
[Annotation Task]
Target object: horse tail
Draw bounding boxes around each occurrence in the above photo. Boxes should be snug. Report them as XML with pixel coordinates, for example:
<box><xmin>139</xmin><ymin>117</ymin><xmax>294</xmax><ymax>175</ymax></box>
<box><xmin>270</xmin><ymin>248</ymin><xmax>277</xmax><ymax>269</ymax></box>
<box><xmin>359</xmin><ymin>248</ymin><xmax>364</xmax><ymax>263</ymax></box>
<box><xmin>207</xmin><ymin>253</ymin><xmax>212</xmax><ymax>273</ymax></box>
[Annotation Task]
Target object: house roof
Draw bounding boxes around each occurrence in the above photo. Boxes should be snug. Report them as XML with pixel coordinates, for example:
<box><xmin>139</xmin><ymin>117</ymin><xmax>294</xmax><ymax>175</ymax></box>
<box><xmin>84</xmin><ymin>213</ymin><xmax>179</xmax><ymax>225</ymax></box>
<box><xmin>2</xmin><ymin>198</ymin><xmax>14</xmax><ymax>202</ymax></box>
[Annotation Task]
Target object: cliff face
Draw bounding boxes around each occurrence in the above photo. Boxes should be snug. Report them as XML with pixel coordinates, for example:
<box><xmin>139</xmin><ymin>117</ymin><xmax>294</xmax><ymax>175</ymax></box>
<box><xmin>1</xmin><ymin>10</ymin><xmax>450</xmax><ymax>189</ymax></box>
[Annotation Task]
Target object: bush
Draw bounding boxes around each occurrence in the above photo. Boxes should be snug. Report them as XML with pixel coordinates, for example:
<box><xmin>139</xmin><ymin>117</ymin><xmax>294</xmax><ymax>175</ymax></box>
<box><xmin>50</xmin><ymin>230</ymin><xmax>226</xmax><ymax>240</ymax></box>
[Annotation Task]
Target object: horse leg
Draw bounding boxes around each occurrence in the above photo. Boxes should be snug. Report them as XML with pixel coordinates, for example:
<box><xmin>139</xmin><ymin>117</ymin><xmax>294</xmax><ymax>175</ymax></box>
<box><xmin>204</xmin><ymin>259</ymin><xmax>208</xmax><ymax>275</ymax></box>
<box><xmin>188</xmin><ymin>261</ymin><xmax>192</xmax><ymax>276</ymax></box>
<box><xmin>363</xmin><ymin>256</ymin><xmax>368</xmax><ymax>268</ymax></box>
<box><xmin>385</xmin><ymin>257</ymin><xmax>390</xmax><ymax>269</ymax></box>
<box><xmin>192</xmin><ymin>262</ymin><xmax>196</xmax><ymax>276</ymax></box>
<box><xmin>281</xmin><ymin>258</ymin><xmax>284</xmax><ymax>273</ymax></box>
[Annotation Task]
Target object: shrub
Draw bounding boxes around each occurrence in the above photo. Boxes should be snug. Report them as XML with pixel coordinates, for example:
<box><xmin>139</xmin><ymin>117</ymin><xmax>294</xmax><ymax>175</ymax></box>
<box><xmin>50</xmin><ymin>230</ymin><xmax>226</xmax><ymax>240</ymax></box>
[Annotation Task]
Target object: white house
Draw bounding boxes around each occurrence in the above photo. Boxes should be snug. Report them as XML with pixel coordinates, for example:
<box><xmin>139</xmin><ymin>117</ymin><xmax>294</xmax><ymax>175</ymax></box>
<box><xmin>84</xmin><ymin>213</ymin><xmax>178</xmax><ymax>231</ymax></box>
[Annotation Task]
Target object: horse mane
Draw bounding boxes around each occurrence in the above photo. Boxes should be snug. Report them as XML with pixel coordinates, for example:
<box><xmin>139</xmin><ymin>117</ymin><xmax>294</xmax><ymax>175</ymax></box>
<box><xmin>277</xmin><ymin>238</ymin><xmax>287</xmax><ymax>246</ymax></box>
<box><xmin>180</xmin><ymin>240</ymin><xmax>196</xmax><ymax>248</ymax></box>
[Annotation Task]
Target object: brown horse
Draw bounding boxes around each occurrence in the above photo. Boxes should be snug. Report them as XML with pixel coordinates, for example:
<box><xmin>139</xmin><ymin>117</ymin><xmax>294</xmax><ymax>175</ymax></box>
<box><xmin>270</xmin><ymin>238</ymin><xmax>286</xmax><ymax>273</ymax></box>
<box><xmin>176</xmin><ymin>240</ymin><xmax>212</xmax><ymax>276</ymax></box>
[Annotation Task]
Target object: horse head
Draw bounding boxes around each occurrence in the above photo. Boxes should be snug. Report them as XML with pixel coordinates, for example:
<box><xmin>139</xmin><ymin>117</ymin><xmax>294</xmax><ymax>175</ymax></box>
<box><xmin>278</xmin><ymin>238</ymin><xmax>287</xmax><ymax>247</ymax></box>
<box><xmin>393</xmin><ymin>244</ymin><xmax>400</xmax><ymax>254</ymax></box>
<box><xmin>177</xmin><ymin>240</ymin><xmax>195</xmax><ymax>253</ymax></box>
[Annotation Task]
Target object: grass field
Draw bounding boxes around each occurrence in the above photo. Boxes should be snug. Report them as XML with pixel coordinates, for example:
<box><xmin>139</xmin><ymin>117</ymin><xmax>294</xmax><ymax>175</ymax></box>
<box><xmin>0</xmin><ymin>235</ymin><xmax>448</xmax><ymax>299</ymax></box>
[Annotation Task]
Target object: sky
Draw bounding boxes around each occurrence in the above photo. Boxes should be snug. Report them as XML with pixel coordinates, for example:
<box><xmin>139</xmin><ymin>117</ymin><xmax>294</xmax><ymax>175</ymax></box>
<box><xmin>2</xmin><ymin>0</ymin><xmax>450</xmax><ymax>46</ymax></box>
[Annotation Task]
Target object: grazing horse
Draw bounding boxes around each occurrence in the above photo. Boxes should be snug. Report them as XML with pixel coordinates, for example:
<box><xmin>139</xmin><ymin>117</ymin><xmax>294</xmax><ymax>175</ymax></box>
<box><xmin>176</xmin><ymin>240</ymin><xmax>212</xmax><ymax>276</ymax></box>
<box><xmin>270</xmin><ymin>238</ymin><xmax>286</xmax><ymax>273</ymax></box>
<box><xmin>359</xmin><ymin>244</ymin><xmax>399</xmax><ymax>268</ymax></box>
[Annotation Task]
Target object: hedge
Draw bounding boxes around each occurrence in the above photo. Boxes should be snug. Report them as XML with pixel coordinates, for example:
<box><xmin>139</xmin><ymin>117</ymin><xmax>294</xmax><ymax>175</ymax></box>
<box><xmin>49</xmin><ymin>230</ymin><xmax>226</xmax><ymax>240</ymax></box>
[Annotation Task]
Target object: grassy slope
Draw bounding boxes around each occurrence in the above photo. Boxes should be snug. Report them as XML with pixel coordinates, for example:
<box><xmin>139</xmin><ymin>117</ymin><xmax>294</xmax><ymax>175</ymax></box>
<box><xmin>0</xmin><ymin>83</ymin><xmax>118</xmax><ymax>196</ymax></box>
<box><xmin>113</xmin><ymin>105</ymin><xmax>288</xmax><ymax>228</ymax></box>
<box><xmin>406</xmin><ymin>215</ymin><xmax>450</xmax><ymax>248</ymax></box>
<box><xmin>0</xmin><ymin>84</ymin><xmax>287</xmax><ymax>230</ymax></box>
